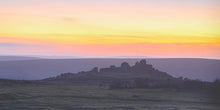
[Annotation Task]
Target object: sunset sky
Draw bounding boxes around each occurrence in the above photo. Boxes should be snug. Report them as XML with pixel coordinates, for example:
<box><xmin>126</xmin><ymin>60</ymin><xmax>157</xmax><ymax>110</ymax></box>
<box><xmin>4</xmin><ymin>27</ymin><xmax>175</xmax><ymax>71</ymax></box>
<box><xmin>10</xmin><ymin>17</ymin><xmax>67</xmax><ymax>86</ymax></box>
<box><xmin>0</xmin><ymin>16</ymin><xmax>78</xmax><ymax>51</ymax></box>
<box><xmin>0</xmin><ymin>0</ymin><xmax>220</xmax><ymax>58</ymax></box>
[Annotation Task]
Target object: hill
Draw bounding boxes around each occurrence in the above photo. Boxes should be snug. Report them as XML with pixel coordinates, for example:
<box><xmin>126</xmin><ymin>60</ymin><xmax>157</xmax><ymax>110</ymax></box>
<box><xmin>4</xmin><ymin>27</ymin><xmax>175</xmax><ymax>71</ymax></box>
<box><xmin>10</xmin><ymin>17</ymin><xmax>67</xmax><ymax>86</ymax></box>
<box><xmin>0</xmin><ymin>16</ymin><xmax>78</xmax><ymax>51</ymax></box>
<box><xmin>43</xmin><ymin>59</ymin><xmax>215</xmax><ymax>91</ymax></box>
<box><xmin>44</xmin><ymin>59</ymin><xmax>173</xmax><ymax>85</ymax></box>
<box><xmin>0</xmin><ymin>58</ymin><xmax>219</xmax><ymax>81</ymax></box>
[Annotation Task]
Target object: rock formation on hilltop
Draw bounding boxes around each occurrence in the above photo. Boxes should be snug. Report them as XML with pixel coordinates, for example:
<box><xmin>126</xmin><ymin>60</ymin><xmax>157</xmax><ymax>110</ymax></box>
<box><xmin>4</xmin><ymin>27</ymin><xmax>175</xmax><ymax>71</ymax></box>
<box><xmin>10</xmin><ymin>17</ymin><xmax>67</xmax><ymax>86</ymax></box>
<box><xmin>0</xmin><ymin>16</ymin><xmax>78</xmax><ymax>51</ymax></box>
<box><xmin>44</xmin><ymin>59</ymin><xmax>174</xmax><ymax>85</ymax></box>
<box><xmin>98</xmin><ymin>59</ymin><xmax>172</xmax><ymax>79</ymax></box>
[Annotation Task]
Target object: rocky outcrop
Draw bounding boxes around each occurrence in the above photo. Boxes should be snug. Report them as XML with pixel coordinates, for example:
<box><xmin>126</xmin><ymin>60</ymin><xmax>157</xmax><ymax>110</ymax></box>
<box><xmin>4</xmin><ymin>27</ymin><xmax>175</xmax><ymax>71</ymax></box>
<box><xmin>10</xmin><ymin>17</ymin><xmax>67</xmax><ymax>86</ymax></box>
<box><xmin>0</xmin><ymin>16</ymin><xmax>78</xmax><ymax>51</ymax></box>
<box><xmin>99</xmin><ymin>59</ymin><xmax>159</xmax><ymax>74</ymax></box>
<box><xmin>43</xmin><ymin>59</ymin><xmax>213</xmax><ymax>91</ymax></box>
<box><xmin>45</xmin><ymin>59</ymin><xmax>172</xmax><ymax>84</ymax></box>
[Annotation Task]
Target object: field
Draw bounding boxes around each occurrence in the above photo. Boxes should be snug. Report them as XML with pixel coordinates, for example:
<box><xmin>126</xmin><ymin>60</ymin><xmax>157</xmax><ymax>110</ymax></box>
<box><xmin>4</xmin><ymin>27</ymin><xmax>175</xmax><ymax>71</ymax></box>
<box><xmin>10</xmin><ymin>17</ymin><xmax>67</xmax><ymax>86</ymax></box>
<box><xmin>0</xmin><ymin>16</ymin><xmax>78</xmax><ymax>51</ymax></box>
<box><xmin>0</xmin><ymin>84</ymin><xmax>219</xmax><ymax>110</ymax></box>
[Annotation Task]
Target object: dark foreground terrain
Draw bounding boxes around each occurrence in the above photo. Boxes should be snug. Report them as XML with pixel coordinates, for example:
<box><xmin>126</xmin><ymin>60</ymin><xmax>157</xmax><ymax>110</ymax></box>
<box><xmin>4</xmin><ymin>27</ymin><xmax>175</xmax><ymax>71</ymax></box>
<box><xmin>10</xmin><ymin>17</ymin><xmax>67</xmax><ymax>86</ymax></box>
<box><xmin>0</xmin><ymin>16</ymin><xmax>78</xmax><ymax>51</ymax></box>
<box><xmin>0</xmin><ymin>83</ymin><xmax>219</xmax><ymax>110</ymax></box>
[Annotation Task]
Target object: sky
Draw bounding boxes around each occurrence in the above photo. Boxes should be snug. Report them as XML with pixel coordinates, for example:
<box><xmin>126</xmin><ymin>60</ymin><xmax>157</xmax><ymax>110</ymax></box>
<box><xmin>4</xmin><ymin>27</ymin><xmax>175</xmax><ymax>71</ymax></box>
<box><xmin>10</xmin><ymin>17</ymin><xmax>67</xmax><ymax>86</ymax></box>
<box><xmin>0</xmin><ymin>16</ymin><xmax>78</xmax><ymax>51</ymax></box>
<box><xmin>0</xmin><ymin>0</ymin><xmax>220</xmax><ymax>58</ymax></box>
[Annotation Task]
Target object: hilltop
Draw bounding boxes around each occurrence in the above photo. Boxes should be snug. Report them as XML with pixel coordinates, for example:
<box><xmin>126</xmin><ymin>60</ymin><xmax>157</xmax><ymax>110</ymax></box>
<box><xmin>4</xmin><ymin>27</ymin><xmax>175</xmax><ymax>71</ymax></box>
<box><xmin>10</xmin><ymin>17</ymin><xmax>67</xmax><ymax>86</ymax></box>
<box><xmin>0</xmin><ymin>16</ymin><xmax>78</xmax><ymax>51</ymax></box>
<box><xmin>43</xmin><ymin>60</ymin><xmax>180</xmax><ymax>88</ymax></box>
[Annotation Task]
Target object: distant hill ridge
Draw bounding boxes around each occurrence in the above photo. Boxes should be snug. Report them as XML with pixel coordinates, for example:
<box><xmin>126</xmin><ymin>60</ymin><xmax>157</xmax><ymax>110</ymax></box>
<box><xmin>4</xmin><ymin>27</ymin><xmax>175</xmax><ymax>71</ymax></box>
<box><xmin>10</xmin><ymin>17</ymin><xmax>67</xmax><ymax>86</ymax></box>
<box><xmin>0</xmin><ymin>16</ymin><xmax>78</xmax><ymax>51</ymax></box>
<box><xmin>0</xmin><ymin>56</ymin><xmax>41</xmax><ymax>61</ymax></box>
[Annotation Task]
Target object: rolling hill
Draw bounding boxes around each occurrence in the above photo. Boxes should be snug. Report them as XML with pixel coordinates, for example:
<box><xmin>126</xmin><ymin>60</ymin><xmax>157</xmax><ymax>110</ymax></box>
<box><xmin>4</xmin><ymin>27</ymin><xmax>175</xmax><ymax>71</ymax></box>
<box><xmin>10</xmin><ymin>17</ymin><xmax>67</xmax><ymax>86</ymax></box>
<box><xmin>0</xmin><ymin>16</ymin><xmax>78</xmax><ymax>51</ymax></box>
<box><xmin>0</xmin><ymin>58</ymin><xmax>219</xmax><ymax>82</ymax></box>
<box><xmin>0</xmin><ymin>56</ymin><xmax>41</xmax><ymax>61</ymax></box>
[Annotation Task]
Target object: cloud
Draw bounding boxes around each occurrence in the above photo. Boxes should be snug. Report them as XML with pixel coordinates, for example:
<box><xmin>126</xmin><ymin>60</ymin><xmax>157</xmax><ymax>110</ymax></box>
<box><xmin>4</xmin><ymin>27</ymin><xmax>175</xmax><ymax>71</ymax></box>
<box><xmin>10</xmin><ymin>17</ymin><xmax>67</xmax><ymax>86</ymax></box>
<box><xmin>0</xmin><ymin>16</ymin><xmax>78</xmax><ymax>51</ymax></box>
<box><xmin>0</xmin><ymin>42</ymin><xmax>44</xmax><ymax>47</ymax></box>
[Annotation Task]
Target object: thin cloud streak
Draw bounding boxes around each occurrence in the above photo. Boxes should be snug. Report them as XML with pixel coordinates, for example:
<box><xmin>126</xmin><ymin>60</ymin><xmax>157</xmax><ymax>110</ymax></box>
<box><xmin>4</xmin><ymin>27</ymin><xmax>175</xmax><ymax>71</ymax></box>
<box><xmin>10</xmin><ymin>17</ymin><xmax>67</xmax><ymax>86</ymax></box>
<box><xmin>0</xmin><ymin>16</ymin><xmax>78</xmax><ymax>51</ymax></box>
<box><xmin>0</xmin><ymin>42</ymin><xmax>44</xmax><ymax>47</ymax></box>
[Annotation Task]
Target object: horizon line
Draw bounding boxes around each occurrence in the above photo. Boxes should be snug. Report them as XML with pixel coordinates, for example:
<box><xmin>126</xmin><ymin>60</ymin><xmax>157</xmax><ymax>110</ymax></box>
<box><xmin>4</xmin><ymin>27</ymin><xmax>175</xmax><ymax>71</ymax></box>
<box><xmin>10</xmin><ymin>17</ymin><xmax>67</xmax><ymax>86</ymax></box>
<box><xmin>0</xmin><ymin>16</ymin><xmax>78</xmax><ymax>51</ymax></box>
<box><xmin>0</xmin><ymin>55</ymin><xmax>220</xmax><ymax>60</ymax></box>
